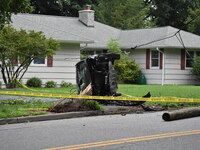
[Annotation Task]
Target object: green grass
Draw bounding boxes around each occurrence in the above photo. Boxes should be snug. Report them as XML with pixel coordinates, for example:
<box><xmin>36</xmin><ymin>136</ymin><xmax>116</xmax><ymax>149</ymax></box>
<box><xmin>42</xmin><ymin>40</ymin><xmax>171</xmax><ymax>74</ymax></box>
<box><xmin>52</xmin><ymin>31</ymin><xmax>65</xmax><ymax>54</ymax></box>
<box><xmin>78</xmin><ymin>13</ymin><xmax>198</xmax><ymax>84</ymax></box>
<box><xmin>1</xmin><ymin>84</ymin><xmax>200</xmax><ymax>118</ymax></box>
<box><xmin>85</xmin><ymin>100</ymin><xmax>104</xmax><ymax>111</ymax></box>
<box><xmin>118</xmin><ymin>84</ymin><xmax>200</xmax><ymax>98</ymax></box>
<box><xmin>2</xmin><ymin>84</ymin><xmax>200</xmax><ymax>99</ymax></box>
<box><xmin>0</xmin><ymin>86</ymin><xmax>77</xmax><ymax>95</ymax></box>
<box><xmin>118</xmin><ymin>84</ymin><xmax>200</xmax><ymax>107</ymax></box>
<box><xmin>2</xmin><ymin>84</ymin><xmax>199</xmax><ymax>99</ymax></box>
<box><xmin>0</xmin><ymin>100</ymin><xmax>54</xmax><ymax>119</ymax></box>
<box><xmin>0</xmin><ymin>86</ymin><xmax>78</xmax><ymax>99</ymax></box>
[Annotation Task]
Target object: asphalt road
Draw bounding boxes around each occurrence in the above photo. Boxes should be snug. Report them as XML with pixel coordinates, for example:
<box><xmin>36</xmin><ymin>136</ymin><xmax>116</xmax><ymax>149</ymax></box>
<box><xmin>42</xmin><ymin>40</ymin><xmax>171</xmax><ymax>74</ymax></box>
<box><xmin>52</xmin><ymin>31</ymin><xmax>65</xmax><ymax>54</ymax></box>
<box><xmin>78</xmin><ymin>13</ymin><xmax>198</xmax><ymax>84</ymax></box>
<box><xmin>0</xmin><ymin>111</ymin><xmax>200</xmax><ymax>150</ymax></box>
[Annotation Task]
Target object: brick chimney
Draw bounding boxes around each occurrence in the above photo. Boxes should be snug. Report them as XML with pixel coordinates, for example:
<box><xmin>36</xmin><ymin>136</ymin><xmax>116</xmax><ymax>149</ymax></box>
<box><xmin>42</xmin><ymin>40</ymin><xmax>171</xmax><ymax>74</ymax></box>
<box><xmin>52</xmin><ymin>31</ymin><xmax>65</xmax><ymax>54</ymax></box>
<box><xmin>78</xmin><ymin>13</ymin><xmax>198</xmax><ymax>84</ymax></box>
<box><xmin>79</xmin><ymin>5</ymin><xmax>95</xmax><ymax>27</ymax></box>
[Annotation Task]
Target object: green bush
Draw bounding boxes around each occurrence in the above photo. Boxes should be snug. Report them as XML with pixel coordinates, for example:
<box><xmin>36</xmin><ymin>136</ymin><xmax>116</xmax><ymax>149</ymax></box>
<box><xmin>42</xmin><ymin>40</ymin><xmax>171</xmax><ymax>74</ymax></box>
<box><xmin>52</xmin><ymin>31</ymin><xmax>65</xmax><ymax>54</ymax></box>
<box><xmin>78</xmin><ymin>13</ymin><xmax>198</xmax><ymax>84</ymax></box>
<box><xmin>106</xmin><ymin>38</ymin><xmax>142</xmax><ymax>84</ymax></box>
<box><xmin>0</xmin><ymin>81</ymin><xmax>2</xmax><ymax>89</ymax></box>
<box><xmin>60</xmin><ymin>81</ymin><xmax>72</xmax><ymax>87</ymax></box>
<box><xmin>26</xmin><ymin>77</ymin><xmax>42</xmax><ymax>87</ymax></box>
<box><xmin>84</xmin><ymin>100</ymin><xmax>104</xmax><ymax>111</ymax></box>
<box><xmin>115</xmin><ymin>59</ymin><xmax>141</xmax><ymax>83</ymax></box>
<box><xmin>192</xmin><ymin>56</ymin><xmax>200</xmax><ymax>77</ymax></box>
<box><xmin>45</xmin><ymin>80</ymin><xmax>57</xmax><ymax>88</ymax></box>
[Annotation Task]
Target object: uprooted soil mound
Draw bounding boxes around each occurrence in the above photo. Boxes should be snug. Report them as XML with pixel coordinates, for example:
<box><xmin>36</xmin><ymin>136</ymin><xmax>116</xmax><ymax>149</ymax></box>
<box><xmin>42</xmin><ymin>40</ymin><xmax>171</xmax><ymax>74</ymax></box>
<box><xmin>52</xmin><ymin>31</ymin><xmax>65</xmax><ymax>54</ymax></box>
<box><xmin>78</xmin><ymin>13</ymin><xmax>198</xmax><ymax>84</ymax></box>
<box><xmin>49</xmin><ymin>100</ymin><xmax>92</xmax><ymax>113</ymax></box>
<box><xmin>49</xmin><ymin>98</ymin><xmax>164</xmax><ymax>114</ymax></box>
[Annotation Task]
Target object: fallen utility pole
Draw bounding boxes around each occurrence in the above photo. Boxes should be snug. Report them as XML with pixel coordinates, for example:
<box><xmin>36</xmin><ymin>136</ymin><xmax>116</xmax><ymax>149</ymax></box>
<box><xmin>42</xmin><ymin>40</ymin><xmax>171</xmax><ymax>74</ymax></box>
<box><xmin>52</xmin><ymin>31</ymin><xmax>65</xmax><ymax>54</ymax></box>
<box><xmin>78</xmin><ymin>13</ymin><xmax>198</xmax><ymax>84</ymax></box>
<box><xmin>162</xmin><ymin>107</ymin><xmax>200</xmax><ymax>121</ymax></box>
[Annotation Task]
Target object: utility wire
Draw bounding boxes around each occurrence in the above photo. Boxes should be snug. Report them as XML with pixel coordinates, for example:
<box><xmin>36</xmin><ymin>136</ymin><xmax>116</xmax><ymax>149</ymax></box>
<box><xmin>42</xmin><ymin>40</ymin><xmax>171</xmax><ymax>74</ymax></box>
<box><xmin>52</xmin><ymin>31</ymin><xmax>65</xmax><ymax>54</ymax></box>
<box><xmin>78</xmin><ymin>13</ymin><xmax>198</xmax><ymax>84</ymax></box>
<box><xmin>131</xmin><ymin>11</ymin><xmax>200</xmax><ymax>50</ymax></box>
<box><xmin>131</xmin><ymin>30</ymin><xmax>179</xmax><ymax>49</ymax></box>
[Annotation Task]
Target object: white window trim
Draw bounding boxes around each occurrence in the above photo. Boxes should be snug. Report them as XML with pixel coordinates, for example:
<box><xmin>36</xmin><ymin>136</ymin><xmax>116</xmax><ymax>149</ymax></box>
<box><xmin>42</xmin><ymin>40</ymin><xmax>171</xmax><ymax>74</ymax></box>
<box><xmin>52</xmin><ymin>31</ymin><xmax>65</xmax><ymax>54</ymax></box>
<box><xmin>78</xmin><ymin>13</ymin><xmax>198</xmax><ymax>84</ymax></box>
<box><xmin>150</xmin><ymin>50</ymin><xmax>160</xmax><ymax>69</ymax></box>
<box><xmin>185</xmin><ymin>51</ymin><xmax>199</xmax><ymax>69</ymax></box>
<box><xmin>31</xmin><ymin>57</ymin><xmax>47</xmax><ymax>67</ymax></box>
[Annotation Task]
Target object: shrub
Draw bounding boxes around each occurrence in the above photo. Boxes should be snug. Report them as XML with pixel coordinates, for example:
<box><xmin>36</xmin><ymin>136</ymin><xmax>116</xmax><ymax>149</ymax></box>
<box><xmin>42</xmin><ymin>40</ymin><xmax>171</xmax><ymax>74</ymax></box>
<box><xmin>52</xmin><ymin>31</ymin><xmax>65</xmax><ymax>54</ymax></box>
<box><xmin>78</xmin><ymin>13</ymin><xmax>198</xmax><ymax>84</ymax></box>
<box><xmin>106</xmin><ymin>38</ymin><xmax>142</xmax><ymax>83</ymax></box>
<box><xmin>115</xmin><ymin>59</ymin><xmax>141</xmax><ymax>83</ymax></box>
<box><xmin>60</xmin><ymin>81</ymin><xmax>72</xmax><ymax>88</ymax></box>
<box><xmin>26</xmin><ymin>77</ymin><xmax>42</xmax><ymax>87</ymax></box>
<box><xmin>0</xmin><ymin>81</ymin><xmax>2</xmax><ymax>89</ymax></box>
<box><xmin>45</xmin><ymin>80</ymin><xmax>57</xmax><ymax>88</ymax></box>
<box><xmin>84</xmin><ymin>100</ymin><xmax>104</xmax><ymax>111</ymax></box>
<box><xmin>192</xmin><ymin>56</ymin><xmax>200</xmax><ymax>77</ymax></box>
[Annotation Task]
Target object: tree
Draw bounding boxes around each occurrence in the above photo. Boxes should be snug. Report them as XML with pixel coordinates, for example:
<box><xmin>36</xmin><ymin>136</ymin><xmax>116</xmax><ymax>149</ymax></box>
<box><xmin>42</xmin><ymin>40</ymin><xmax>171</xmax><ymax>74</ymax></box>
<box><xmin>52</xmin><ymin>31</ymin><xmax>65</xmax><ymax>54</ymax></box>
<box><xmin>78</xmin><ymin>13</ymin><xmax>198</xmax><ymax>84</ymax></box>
<box><xmin>30</xmin><ymin>0</ymin><xmax>99</xmax><ymax>17</ymax></box>
<box><xmin>0</xmin><ymin>26</ymin><xmax>60</xmax><ymax>88</ymax></box>
<box><xmin>107</xmin><ymin>38</ymin><xmax>121</xmax><ymax>53</ymax></box>
<box><xmin>186</xmin><ymin>8</ymin><xmax>200</xmax><ymax>35</ymax></box>
<box><xmin>192</xmin><ymin>56</ymin><xmax>200</xmax><ymax>79</ymax></box>
<box><xmin>94</xmin><ymin>0</ymin><xmax>152</xmax><ymax>29</ymax></box>
<box><xmin>106</xmin><ymin>38</ymin><xmax>142</xmax><ymax>83</ymax></box>
<box><xmin>145</xmin><ymin>0</ymin><xmax>200</xmax><ymax>30</ymax></box>
<box><xmin>0</xmin><ymin>0</ymin><xmax>32</xmax><ymax>28</ymax></box>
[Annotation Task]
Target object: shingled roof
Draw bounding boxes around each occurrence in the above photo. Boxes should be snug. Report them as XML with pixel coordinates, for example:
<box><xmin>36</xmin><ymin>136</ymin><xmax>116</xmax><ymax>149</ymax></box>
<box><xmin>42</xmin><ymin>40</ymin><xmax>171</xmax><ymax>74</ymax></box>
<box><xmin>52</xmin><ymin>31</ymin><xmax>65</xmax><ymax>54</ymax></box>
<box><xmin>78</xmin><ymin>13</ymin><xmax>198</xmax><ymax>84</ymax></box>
<box><xmin>11</xmin><ymin>14</ymin><xmax>200</xmax><ymax>50</ymax></box>
<box><xmin>119</xmin><ymin>26</ymin><xmax>200</xmax><ymax>49</ymax></box>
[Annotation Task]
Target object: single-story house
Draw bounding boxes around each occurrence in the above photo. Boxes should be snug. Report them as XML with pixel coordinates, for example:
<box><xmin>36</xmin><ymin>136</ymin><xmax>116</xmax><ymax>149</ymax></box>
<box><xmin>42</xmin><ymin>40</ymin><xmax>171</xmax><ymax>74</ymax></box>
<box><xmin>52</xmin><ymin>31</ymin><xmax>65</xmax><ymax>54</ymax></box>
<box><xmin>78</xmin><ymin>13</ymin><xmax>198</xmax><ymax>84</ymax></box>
<box><xmin>1</xmin><ymin>7</ymin><xmax>200</xmax><ymax>86</ymax></box>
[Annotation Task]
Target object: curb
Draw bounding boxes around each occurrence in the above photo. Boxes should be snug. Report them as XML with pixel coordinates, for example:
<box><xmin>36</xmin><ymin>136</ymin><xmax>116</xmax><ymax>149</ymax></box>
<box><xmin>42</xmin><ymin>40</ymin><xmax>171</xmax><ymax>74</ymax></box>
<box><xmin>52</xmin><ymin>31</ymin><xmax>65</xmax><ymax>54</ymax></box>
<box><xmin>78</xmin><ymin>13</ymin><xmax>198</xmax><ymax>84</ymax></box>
<box><xmin>0</xmin><ymin>111</ymin><xmax>106</xmax><ymax>125</ymax></box>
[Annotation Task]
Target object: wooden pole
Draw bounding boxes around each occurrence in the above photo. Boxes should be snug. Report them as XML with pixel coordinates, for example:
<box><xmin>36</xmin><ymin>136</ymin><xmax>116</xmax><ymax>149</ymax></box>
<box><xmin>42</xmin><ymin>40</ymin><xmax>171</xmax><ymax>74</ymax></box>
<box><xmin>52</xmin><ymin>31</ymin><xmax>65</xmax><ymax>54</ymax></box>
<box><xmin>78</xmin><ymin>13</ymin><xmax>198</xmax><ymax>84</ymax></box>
<box><xmin>162</xmin><ymin>107</ymin><xmax>200</xmax><ymax>121</ymax></box>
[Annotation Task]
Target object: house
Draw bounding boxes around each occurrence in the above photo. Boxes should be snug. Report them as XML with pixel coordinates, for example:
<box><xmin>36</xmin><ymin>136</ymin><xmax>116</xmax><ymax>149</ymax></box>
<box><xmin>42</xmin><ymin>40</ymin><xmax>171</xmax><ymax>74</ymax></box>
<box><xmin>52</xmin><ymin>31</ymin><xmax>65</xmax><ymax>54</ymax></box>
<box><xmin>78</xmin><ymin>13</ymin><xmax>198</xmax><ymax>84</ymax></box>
<box><xmin>5</xmin><ymin>6</ymin><xmax>200</xmax><ymax>86</ymax></box>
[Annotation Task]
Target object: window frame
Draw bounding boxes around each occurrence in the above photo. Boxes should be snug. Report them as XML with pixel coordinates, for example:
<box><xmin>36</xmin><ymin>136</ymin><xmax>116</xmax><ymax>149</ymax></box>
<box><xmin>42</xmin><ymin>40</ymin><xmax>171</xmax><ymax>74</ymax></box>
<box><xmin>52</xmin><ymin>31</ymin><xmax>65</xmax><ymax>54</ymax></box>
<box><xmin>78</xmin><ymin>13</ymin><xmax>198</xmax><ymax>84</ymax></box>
<box><xmin>31</xmin><ymin>57</ymin><xmax>47</xmax><ymax>66</ymax></box>
<box><xmin>150</xmin><ymin>50</ymin><xmax>160</xmax><ymax>69</ymax></box>
<box><xmin>185</xmin><ymin>50</ymin><xmax>200</xmax><ymax>69</ymax></box>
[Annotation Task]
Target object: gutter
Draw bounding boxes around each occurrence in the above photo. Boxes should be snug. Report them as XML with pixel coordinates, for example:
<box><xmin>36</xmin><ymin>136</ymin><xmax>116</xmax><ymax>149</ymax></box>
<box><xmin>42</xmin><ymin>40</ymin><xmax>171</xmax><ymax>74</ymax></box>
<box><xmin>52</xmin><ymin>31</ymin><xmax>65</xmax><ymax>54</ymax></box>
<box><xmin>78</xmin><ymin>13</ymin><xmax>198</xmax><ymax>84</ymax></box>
<box><xmin>59</xmin><ymin>40</ymin><xmax>95</xmax><ymax>44</ymax></box>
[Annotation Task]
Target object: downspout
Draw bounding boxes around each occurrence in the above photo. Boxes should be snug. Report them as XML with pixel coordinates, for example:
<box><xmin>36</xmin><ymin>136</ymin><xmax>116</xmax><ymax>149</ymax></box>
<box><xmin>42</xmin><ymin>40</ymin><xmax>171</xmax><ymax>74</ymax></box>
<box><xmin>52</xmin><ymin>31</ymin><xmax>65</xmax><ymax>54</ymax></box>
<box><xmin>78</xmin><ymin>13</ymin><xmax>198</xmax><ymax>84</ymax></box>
<box><xmin>157</xmin><ymin>47</ymin><xmax>165</xmax><ymax>86</ymax></box>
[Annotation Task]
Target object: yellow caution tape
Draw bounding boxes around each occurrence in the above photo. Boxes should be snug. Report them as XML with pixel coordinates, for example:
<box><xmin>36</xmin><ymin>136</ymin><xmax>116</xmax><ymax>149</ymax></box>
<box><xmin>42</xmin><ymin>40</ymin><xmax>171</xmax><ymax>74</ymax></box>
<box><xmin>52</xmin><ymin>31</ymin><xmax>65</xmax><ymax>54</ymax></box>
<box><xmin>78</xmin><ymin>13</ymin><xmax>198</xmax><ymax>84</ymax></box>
<box><xmin>15</xmin><ymin>80</ymin><xmax>38</xmax><ymax>91</ymax></box>
<box><xmin>19</xmin><ymin>108</ymin><xmax>49</xmax><ymax>111</ymax></box>
<box><xmin>0</xmin><ymin>91</ymin><xmax>200</xmax><ymax>103</ymax></box>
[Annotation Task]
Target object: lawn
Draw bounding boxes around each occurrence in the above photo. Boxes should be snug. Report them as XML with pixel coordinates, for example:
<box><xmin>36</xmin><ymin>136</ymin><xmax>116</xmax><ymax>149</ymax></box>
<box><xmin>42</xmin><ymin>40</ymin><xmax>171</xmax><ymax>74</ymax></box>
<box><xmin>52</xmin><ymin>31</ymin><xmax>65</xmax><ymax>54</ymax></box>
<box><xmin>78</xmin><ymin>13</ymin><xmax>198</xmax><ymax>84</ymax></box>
<box><xmin>0</xmin><ymin>86</ymin><xmax>77</xmax><ymax>95</ymax></box>
<box><xmin>1</xmin><ymin>84</ymin><xmax>200</xmax><ymax>98</ymax></box>
<box><xmin>1</xmin><ymin>84</ymin><xmax>200</xmax><ymax>119</ymax></box>
<box><xmin>118</xmin><ymin>84</ymin><xmax>200</xmax><ymax>107</ymax></box>
<box><xmin>118</xmin><ymin>84</ymin><xmax>200</xmax><ymax>98</ymax></box>
<box><xmin>0</xmin><ymin>100</ymin><xmax>54</xmax><ymax>119</ymax></box>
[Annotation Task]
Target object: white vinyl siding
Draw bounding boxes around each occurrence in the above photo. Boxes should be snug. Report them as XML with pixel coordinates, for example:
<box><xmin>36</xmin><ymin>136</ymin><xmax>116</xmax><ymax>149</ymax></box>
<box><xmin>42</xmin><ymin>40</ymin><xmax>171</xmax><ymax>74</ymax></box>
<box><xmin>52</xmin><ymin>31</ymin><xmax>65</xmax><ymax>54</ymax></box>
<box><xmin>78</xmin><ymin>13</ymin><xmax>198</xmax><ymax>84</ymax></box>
<box><xmin>129</xmin><ymin>48</ymin><xmax>200</xmax><ymax>85</ymax></box>
<box><xmin>22</xmin><ymin>43</ymin><xmax>80</xmax><ymax>85</ymax></box>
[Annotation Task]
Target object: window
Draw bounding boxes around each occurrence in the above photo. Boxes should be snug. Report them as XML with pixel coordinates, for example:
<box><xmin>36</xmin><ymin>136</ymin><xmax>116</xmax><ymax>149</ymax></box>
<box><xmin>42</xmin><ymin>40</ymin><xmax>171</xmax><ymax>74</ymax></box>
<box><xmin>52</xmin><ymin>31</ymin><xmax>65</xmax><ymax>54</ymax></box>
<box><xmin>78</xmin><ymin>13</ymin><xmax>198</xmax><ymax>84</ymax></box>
<box><xmin>32</xmin><ymin>57</ymin><xmax>47</xmax><ymax>66</ymax></box>
<box><xmin>196</xmin><ymin>51</ymin><xmax>200</xmax><ymax>56</ymax></box>
<box><xmin>185</xmin><ymin>51</ymin><xmax>200</xmax><ymax>68</ymax></box>
<box><xmin>82</xmin><ymin>50</ymin><xmax>105</xmax><ymax>56</ymax></box>
<box><xmin>96</xmin><ymin>50</ymin><xmax>102</xmax><ymax>54</ymax></box>
<box><xmin>151</xmin><ymin>50</ymin><xmax>159</xmax><ymax>68</ymax></box>
<box><xmin>186</xmin><ymin>51</ymin><xmax>194</xmax><ymax>68</ymax></box>
<box><xmin>34</xmin><ymin>57</ymin><xmax>45</xmax><ymax>64</ymax></box>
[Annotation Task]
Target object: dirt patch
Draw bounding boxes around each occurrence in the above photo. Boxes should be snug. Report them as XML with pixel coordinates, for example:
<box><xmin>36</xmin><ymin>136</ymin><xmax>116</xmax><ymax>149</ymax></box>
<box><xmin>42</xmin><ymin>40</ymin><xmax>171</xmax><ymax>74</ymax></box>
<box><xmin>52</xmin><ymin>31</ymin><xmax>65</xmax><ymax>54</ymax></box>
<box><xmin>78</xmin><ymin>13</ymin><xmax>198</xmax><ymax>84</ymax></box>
<box><xmin>104</xmin><ymin>105</ymin><xmax>164</xmax><ymax>115</ymax></box>
<box><xmin>49</xmin><ymin>99</ymin><xmax>164</xmax><ymax>114</ymax></box>
<box><xmin>49</xmin><ymin>100</ymin><xmax>92</xmax><ymax>113</ymax></box>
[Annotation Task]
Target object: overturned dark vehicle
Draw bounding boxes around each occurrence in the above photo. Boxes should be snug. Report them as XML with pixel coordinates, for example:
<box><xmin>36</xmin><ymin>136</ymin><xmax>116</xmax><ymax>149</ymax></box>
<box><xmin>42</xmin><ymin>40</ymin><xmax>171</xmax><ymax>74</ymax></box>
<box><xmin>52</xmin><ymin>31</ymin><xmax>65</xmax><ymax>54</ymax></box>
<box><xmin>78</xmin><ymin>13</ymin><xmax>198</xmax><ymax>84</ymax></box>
<box><xmin>76</xmin><ymin>53</ymin><xmax>150</xmax><ymax>106</ymax></box>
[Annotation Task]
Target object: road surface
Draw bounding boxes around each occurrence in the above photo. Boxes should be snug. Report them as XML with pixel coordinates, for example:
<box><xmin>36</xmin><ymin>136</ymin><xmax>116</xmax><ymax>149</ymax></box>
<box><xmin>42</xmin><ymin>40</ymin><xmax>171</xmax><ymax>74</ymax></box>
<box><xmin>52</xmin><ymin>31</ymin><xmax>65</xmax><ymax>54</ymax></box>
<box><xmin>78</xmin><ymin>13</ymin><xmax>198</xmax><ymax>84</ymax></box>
<box><xmin>0</xmin><ymin>111</ymin><xmax>200</xmax><ymax>150</ymax></box>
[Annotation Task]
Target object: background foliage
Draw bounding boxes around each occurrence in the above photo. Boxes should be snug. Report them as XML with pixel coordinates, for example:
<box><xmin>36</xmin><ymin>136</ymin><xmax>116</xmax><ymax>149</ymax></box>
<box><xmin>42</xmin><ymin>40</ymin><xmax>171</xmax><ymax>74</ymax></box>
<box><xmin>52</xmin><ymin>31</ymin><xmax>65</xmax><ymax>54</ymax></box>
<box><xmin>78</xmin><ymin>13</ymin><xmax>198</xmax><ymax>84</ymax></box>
<box><xmin>28</xmin><ymin>0</ymin><xmax>200</xmax><ymax>34</ymax></box>
<box><xmin>0</xmin><ymin>0</ymin><xmax>32</xmax><ymax>28</ymax></box>
<box><xmin>192</xmin><ymin>56</ymin><xmax>200</xmax><ymax>78</ymax></box>
<box><xmin>0</xmin><ymin>26</ymin><xmax>59</xmax><ymax>88</ymax></box>
<box><xmin>107</xmin><ymin>38</ymin><xmax>141</xmax><ymax>83</ymax></box>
